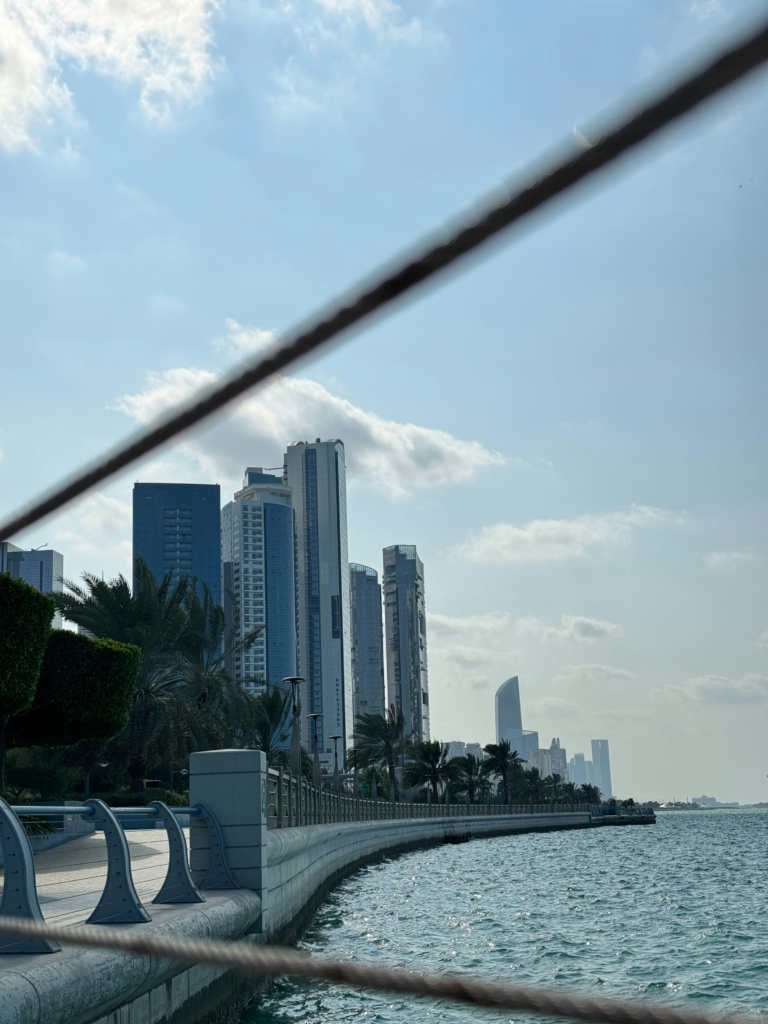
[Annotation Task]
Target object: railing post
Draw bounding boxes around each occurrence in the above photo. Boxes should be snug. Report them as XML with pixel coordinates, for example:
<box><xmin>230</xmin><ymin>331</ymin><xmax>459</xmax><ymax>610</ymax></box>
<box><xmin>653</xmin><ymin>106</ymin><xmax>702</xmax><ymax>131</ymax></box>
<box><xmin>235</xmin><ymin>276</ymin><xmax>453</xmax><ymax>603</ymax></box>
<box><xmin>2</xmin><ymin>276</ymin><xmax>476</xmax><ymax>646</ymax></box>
<box><xmin>189</xmin><ymin>749</ymin><xmax>268</xmax><ymax>916</ymax></box>
<box><xmin>277</xmin><ymin>769</ymin><xmax>284</xmax><ymax>828</ymax></box>
<box><xmin>0</xmin><ymin>797</ymin><xmax>61</xmax><ymax>953</ymax></box>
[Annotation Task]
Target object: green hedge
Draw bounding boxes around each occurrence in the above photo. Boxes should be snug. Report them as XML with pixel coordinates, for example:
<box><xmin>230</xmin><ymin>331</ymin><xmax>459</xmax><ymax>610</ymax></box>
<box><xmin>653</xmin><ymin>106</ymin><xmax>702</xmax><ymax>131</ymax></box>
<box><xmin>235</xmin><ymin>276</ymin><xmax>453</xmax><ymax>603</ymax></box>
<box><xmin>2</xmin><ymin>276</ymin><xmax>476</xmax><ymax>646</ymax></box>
<box><xmin>8</xmin><ymin>630</ymin><xmax>140</xmax><ymax>748</ymax></box>
<box><xmin>0</xmin><ymin>574</ymin><xmax>55</xmax><ymax>728</ymax></box>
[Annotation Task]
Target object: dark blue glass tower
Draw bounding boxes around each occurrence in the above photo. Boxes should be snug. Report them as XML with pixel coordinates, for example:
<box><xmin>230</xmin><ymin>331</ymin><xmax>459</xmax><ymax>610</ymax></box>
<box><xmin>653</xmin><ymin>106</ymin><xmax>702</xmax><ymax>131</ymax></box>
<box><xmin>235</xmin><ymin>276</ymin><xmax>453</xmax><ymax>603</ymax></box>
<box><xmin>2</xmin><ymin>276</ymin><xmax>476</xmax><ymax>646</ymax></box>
<box><xmin>132</xmin><ymin>483</ymin><xmax>221</xmax><ymax>602</ymax></box>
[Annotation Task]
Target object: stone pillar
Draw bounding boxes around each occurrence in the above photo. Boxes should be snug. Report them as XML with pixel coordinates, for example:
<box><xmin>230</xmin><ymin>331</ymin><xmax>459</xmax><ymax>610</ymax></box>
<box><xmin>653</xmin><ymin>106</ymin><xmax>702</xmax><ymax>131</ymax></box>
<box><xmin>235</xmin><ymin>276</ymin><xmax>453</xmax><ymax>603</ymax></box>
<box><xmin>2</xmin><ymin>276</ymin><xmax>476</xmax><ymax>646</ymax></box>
<box><xmin>189</xmin><ymin>749</ymin><xmax>267</xmax><ymax>901</ymax></box>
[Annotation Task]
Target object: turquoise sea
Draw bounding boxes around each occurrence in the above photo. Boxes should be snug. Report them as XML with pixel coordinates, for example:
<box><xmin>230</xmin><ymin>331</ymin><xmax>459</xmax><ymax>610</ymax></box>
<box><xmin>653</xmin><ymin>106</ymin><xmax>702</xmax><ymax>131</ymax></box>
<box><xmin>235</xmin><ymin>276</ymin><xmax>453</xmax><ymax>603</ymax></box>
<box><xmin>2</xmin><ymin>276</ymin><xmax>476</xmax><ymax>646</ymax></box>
<box><xmin>243</xmin><ymin>810</ymin><xmax>768</xmax><ymax>1023</ymax></box>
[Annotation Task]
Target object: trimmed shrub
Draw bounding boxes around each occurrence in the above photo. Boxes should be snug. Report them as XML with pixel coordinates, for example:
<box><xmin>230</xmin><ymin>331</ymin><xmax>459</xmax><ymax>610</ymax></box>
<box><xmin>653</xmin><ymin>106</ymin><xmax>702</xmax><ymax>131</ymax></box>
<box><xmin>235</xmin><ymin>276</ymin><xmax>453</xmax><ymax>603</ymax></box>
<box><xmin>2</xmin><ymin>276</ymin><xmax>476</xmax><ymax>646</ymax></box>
<box><xmin>0</xmin><ymin>574</ymin><xmax>55</xmax><ymax>730</ymax></box>
<box><xmin>8</xmin><ymin>630</ymin><xmax>140</xmax><ymax>749</ymax></box>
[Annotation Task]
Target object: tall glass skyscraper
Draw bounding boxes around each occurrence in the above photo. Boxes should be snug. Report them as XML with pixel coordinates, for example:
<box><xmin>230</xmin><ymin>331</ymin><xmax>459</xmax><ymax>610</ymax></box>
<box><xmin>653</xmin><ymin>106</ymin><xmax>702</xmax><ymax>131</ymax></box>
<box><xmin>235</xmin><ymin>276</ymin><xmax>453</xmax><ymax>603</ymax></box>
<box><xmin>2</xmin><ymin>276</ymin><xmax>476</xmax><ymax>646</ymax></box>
<box><xmin>349</xmin><ymin>563</ymin><xmax>385</xmax><ymax>724</ymax></box>
<box><xmin>132</xmin><ymin>483</ymin><xmax>221</xmax><ymax>602</ymax></box>
<box><xmin>4</xmin><ymin>547</ymin><xmax>64</xmax><ymax>627</ymax></box>
<box><xmin>591</xmin><ymin>739</ymin><xmax>613</xmax><ymax>798</ymax></box>
<box><xmin>495</xmin><ymin>676</ymin><xmax>522</xmax><ymax>741</ymax></box>
<box><xmin>383</xmin><ymin>544</ymin><xmax>430</xmax><ymax>743</ymax></box>
<box><xmin>495</xmin><ymin>675</ymin><xmax>539</xmax><ymax>761</ymax></box>
<box><xmin>221</xmin><ymin>469</ymin><xmax>298</xmax><ymax>693</ymax></box>
<box><xmin>284</xmin><ymin>440</ymin><xmax>352</xmax><ymax>766</ymax></box>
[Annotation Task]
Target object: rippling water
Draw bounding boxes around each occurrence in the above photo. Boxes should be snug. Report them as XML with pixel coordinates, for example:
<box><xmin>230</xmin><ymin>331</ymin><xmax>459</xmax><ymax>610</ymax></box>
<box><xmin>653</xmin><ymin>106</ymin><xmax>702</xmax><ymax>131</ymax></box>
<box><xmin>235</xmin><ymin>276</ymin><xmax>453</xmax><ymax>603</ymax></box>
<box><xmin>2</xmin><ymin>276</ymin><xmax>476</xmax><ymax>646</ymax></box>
<box><xmin>243</xmin><ymin>810</ymin><xmax>768</xmax><ymax>1023</ymax></box>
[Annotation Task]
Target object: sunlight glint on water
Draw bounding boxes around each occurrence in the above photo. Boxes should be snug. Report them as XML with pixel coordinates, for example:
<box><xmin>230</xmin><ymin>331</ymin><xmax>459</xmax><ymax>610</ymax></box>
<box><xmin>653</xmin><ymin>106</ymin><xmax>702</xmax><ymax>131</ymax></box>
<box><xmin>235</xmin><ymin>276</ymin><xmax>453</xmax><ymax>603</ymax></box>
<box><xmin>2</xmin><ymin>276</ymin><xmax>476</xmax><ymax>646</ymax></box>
<box><xmin>243</xmin><ymin>811</ymin><xmax>768</xmax><ymax>1024</ymax></box>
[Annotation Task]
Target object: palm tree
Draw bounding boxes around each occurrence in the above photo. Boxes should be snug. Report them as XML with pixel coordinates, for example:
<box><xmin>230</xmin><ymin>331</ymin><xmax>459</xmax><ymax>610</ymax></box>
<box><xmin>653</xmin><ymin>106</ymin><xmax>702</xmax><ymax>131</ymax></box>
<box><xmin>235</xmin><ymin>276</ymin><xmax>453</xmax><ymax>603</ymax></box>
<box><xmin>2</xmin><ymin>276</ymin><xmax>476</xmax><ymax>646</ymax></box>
<box><xmin>249</xmin><ymin>683</ymin><xmax>293</xmax><ymax>765</ymax></box>
<box><xmin>481</xmin><ymin>740</ymin><xmax>524</xmax><ymax>804</ymax></box>
<box><xmin>55</xmin><ymin>561</ymin><xmax>264</xmax><ymax>789</ymax></box>
<box><xmin>561</xmin><ymin>781</ymin><xmax>577</xmax><ymax>806</ymax></box>
<box><xmin>578</xmin><ymin>783</ymin><xmax>602</xmax><ymax>804</ymax></box>
<box><xmin>404</xmin><ymin>740</ymin><xmax>451</xmax><ymax>801</ymax></box>
<box><xmin>547</xmin><ymin>772</ymin><xmax>563</xmax><ymax>804</ymax></box>
<box><xmin>353</xmin><ymin>705</ymin><xmax>406</xmax><ymax>800</ymax></box>
<box><xmin>449</xmin><ymin>753</ymin><xmax>484</xmax><ymax>803</ymax></box>
<box><xmin>523</xmin><ymin>766</ymin><xmax>546</xmax><ymax>805</ymax></box>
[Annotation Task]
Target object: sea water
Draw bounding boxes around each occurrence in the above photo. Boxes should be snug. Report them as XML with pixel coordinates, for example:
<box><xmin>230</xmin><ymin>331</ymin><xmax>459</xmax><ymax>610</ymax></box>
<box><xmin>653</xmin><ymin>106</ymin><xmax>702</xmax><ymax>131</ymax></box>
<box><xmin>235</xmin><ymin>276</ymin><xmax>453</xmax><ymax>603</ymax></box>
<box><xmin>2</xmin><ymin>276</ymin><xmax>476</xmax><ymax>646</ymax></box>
<box><xmin>243</xmin><ymin>810</ymin><xmax>768</xmax><ymax>1023</ymax></box>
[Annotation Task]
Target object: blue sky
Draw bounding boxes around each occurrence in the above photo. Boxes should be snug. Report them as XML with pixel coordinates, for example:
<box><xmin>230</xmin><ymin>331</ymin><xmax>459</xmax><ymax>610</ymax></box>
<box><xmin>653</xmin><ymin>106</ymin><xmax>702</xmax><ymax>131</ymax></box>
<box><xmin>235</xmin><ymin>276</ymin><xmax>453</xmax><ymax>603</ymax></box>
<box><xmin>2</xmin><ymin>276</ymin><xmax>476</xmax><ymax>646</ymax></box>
<box><xmin>1</xmin><ymin>0</ymin><xmax>767</xmax><ymax>801</ymax></box>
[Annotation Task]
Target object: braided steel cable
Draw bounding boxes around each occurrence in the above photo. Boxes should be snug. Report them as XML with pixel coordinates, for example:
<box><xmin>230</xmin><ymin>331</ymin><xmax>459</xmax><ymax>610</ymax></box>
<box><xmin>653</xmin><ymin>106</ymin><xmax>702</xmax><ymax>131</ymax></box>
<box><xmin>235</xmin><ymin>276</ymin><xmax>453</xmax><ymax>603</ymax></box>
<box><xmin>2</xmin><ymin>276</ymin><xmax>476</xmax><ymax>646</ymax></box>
<box><xmin>2</xmin><ymin>14</ymin><xmax>768</xmax><ymax>542</ymax></box>
<box><xmin>0</xmin><ymin>916</ymin><xmax>750</xmax><ymax>1024</ymax></box>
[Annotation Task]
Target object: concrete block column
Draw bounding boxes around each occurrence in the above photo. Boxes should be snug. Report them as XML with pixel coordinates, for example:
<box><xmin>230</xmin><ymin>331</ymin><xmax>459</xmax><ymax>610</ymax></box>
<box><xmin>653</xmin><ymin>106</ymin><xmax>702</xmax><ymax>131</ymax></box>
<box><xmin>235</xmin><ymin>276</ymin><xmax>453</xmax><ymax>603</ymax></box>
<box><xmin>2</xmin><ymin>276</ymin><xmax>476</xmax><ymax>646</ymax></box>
<box><xmin>189</xmin><ymin>749</ymin><xmax>267</xmax><ymax>896</ymax></box>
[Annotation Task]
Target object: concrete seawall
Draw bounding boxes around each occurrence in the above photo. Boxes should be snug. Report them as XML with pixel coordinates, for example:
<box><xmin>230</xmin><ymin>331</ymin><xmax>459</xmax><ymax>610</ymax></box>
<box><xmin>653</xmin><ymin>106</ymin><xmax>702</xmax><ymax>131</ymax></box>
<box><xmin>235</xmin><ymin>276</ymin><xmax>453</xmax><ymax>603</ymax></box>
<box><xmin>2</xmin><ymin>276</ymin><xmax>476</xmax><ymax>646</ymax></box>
<box><xmin>0</xmin><ymin>750</ymin><xmax>655</xmax><ymax>1024</ymax></box>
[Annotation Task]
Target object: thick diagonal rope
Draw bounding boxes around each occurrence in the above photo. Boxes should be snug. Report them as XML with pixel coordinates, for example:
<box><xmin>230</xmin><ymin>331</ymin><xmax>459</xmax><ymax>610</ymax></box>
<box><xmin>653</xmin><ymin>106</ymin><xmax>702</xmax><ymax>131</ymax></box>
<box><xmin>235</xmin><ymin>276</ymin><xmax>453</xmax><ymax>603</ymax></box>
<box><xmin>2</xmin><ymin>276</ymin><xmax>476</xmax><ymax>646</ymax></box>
<box><xmin>2</xmin><ymin>14</ymin><xmax>768</xmax><ymax>543</ymax></box>
<box><xmin>0</xmin><ymin>916</ymin><xmax>749</xmax><ymax>1024</ymax></box>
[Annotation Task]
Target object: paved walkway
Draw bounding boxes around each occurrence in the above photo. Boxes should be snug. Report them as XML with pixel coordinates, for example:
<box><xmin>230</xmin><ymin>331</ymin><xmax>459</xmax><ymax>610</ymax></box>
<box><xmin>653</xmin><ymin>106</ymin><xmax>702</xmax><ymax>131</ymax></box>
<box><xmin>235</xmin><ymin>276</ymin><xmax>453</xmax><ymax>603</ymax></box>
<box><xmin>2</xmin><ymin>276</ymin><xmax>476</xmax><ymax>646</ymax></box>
<box><xmin>27</xmin><ymin>829</ymin><xmax>179</xmax><ymax>926</ymax></box>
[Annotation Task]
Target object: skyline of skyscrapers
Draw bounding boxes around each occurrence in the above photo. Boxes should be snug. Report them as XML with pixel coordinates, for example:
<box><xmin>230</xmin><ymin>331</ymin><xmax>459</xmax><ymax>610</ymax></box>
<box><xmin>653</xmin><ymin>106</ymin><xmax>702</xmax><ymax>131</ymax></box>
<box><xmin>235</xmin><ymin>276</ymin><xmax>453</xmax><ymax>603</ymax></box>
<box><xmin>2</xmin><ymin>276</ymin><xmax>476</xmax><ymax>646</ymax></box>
<box><xmin>349</xmin><ymin>563</ymin><xmax>385</xmax><ymax>724</ymax></box>
<box><xmin>383</xmin><ymin>544</ymin><xmax>430</xmax><ymax>743</ymax></box>
<box><xmin>221</xmin><ymin>469</ymin><xmax>298</xmax><ymax>691</ymax></box>
<box><xmin>132</xmin><ymin>482</ymin><xmax>221</xmax><ymax>603</ymax></box>
<box><xmin>285</xmin><ymin>440</ymin><xmax>353</xmax><ymax>766</ymax></box>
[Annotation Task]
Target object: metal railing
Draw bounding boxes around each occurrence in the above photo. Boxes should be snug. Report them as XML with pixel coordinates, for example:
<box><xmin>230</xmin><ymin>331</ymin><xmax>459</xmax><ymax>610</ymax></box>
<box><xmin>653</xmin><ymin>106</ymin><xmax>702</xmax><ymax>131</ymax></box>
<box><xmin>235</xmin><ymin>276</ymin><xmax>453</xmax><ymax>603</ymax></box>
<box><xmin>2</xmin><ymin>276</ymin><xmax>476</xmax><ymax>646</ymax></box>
<box><xmin>264</xmin><ymin>768</ymin><xmax>652</xmax><ymax>828</ymax></box>
<box><xmin>0</xmin><ymin>796</ymin><xmax>235</xmax><ymax>953</ymax></box>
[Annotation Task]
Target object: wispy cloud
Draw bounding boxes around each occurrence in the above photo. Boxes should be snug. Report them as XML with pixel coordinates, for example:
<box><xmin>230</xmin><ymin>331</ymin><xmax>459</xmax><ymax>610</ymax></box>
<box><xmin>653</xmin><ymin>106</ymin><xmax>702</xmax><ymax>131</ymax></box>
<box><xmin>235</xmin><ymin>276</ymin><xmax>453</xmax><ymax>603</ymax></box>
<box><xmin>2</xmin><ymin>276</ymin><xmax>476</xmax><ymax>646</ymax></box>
<box><xmin>555</xmin><ymin>663</ymin><xmax>635</xmax><ymax>685</ymax></box>
<box><xmin>704</xmin><ymin>547</ymin><xmax>754</xmax><ymax>570</ymax></box>
<box><xmin>668</xmin><ymin>674</ymin><xmax>768</xmax><ymax>705</ymax></box>
<box><xmin>457</xmin><ymin>506</ymin><xmax>671</xmax><ymax>566</ymax></box>
<box><xmin>0</xmin><ymin>0</ymin><xmax>218</xmax><ymax>152</ymax></box>
<box><xmin>515</xmin><ymin>615</ymin><xmax>623</xmax><ymax>643</ymax></box>
<box><xmin>46</xmin><ymin>250</ymin><xmax>86</xmax><ymax>271</ymax></box>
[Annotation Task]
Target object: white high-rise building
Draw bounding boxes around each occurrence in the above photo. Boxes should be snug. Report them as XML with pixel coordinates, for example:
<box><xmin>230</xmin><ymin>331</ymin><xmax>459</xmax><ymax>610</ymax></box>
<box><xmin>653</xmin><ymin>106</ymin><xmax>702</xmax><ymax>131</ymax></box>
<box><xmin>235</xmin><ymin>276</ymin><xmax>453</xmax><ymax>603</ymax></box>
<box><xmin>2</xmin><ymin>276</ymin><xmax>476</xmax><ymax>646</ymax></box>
<box><xmin>285</xmin><ymin>440</ymin><xmax>352</xmax><ymax>767</ymax></box>
<box><xmin>383</xmin><ymin>544</ymin><xmax>430</xmax><ymax>743</ymax></box>
<box><xmin>5</xmin><ymin>546</ymin><xmax>64</xmax><ymax>627</ymax></box>
<box><xmin>221</xmin><ymin>469</ymin><xmax>298</xmax><ymax>692</ymax></box>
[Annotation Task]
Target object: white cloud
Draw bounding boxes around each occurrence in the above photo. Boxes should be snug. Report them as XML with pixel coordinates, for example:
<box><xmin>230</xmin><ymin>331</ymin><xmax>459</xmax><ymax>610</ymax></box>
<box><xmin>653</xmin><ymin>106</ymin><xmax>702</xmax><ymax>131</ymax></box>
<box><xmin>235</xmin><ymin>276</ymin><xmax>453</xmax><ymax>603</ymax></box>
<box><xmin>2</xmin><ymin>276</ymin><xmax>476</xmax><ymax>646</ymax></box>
<box><xmin>116</xmin><ymin>353</ymin><xmax>504</xmax><ymax>500</ymax></box>
<box><xmin>669</xmin><ymin>674</ymin><xmax>768</xmax><ymax>705</ymax></box>
<box><xmin>0</xmin><ymin>0</ymin><xmax>218</xmax><ymax>152</ymax></box>
<box><xmin>46</xmin><ymin>249</ymin><xmax>86</xmax><ymax>270</ymax></box>
<box><xmin>49</xmin><ymin>492</ymin><xmax>133</xmax><ymax>581</ymax></box>
<box><xmin>555</xmin><ymin>663</ymin><xmax>635</xmax><ymax>686</ymax></box>
<box><xmin>458</xmin><ymin>506</ymin><xmax>670</xmax><ymax>566</ymax></box>
<box><xmin>704</xmin><ymin>547</ymin><xmax>754</xmax><ymax>570</ymax></box>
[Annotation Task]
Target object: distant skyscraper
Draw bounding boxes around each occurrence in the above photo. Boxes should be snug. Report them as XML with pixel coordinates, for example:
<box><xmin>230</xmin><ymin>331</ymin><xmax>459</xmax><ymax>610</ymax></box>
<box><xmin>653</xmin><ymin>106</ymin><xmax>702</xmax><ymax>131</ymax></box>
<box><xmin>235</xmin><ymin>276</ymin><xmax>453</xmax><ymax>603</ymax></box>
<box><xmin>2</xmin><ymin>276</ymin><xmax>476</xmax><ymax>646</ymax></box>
<box><xmin>1</xmin><ymin>541</ymin><xmax>21</xmax><ymax>573</ymax></box>
<box><xmin>285</xmin><ymin>440</ymin><xmax>352</xmax><ymax>766</ymax></box>
<box><xmin>446</xmin><ymin>741</ymin><xmax>466</xmax><ymax>761</ymax></box>
<box><xmin>591</xmin><ymin>739</ymin><xmax>613</xmax><ymax>798</ymax></box>
<box><xmin>133</xmin><ymin>483</ymin><xmax>221</xmax><ymax>602</ymax></box>
<box><xmin>349</xmin><ymin>563</ymin><xmax>385</xmax><ymax>725</ymax></box>
<box><xmin>529</xmin><ymin>748</ymin><xmax>553</xmax><ymax>779</ymax></box>
<box><xmin>383</xmin><ymin>544</ymin><xmax>430</xmax><ymax>743</ymax></box>
<box><xmin>549</xmin><ymin>737</ymin><xmax>568</xmax><ymax>779</ymax></box>
<box><xmin>495</xmin><ymin>677</ymin><xmax>539</xmax><ymax>760</ymax></box>
<box><xmin>495</xmin><ymin>677</ymin><xmax>522</xmax><ymax>742</ymax></box>
<box><xmin>465</xmin><ymin>743</ymin><xmax>485</xmax><ymax>761</ymax></box>
<box><xmin>5</xmin><ymin>547</ymin><xmax>64</xmax><ymax>626</ymax></box>
<box><xmin>568</xmin><ymin>752</ymin><xmax>592</xmax><ymax>787</ymax></box>
<box><xmin>221</xmin><ymin>469</ymin><xmax>298</xmax><ymax>691</ymax></box>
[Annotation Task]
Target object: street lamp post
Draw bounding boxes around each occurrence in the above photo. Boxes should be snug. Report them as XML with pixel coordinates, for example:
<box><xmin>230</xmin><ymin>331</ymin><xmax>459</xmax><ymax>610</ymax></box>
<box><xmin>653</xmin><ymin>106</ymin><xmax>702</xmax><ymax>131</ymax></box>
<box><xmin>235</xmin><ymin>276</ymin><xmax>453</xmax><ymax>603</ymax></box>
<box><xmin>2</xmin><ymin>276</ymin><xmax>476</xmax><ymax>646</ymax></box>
<box><xmin>282</xmin><ymin>676</ymin><xmax>305</xmax><ymax>826</ymax></box>
<box><xmin>167</xmin><ymin>763</ymin><xmax>189</xmax><ymax>791</ymax></box>
<box><xmin>329</xmin><ymin>735</ymin><xmax>342</xmax><ymax>795</ymax></box>
<box><xmin>306</xmin><ymin>713</ymin><xmax>324</xmax><ymax>791</ymax></box>
<box><xmin>282</xmin><ymin>676</ymin><xmax>305</xmax><ymax>782</ymax></box>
